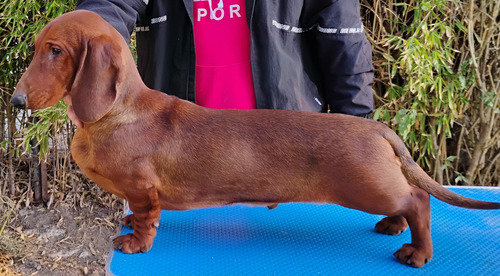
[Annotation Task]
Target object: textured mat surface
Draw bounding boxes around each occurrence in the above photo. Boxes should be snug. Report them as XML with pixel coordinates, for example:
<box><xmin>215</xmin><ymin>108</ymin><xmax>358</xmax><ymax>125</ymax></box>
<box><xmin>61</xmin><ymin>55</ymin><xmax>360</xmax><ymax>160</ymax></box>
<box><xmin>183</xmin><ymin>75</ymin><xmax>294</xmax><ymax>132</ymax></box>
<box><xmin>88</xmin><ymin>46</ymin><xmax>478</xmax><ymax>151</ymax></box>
<box><xmin>107</xmin><ymin>187</ymin><xmax>500</xmax><ymax>275</ymax></box>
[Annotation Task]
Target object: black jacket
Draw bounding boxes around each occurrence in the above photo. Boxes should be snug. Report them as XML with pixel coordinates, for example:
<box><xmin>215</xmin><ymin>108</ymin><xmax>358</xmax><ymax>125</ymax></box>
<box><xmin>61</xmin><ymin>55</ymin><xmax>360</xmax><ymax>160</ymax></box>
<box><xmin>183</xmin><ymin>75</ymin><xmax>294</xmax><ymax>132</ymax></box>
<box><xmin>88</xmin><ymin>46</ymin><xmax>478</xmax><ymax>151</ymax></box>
<box><xmin>76</xmin><ymin>0</ymin><xmax>373</xmax><ymax>116</ymax></box>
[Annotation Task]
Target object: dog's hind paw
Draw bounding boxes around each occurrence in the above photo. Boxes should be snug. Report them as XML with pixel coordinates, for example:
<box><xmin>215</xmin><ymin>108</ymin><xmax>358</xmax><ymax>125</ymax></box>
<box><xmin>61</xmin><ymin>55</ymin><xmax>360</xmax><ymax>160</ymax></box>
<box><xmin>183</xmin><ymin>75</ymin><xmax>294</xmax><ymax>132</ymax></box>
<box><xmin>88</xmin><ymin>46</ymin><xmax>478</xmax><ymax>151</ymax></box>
<box><xmin>267</xmin><ymin>204</ymin><xmax>278</xmax><ymax>210</ymax></box>
<box><xmin>394</xmin><ymin>243</ymin><xmax>432</xmax><ymax>267</ymax></box>
<box><xmin>113</xmin><ymin>233</ymin><xmax>154</xmax><ymax>254</ymax></box>
<box><xmin>375</xmin><ymin>215</ymin><xmax>408</xmax><ymax>235</ymax></box>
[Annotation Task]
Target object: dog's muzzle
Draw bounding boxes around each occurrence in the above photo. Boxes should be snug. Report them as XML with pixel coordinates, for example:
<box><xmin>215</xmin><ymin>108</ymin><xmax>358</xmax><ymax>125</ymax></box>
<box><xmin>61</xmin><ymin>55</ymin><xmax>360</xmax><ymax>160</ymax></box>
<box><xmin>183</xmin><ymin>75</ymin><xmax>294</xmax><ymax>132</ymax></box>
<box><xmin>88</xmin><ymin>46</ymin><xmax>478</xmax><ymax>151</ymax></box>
<box><xmin>10</xmin><ymin>93</ymin><xmax>27</xmax><ymax>109</ymax></box>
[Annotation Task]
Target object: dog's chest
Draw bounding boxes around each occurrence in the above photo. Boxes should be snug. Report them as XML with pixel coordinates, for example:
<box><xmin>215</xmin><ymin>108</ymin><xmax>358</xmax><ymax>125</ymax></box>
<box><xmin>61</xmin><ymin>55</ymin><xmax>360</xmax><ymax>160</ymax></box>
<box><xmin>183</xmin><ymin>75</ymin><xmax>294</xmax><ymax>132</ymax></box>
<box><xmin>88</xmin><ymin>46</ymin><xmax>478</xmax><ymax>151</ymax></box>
<box><xmin>70</xmin><ymin>130</ymin><xmax>125</xmax><ymax>195</ymax></box>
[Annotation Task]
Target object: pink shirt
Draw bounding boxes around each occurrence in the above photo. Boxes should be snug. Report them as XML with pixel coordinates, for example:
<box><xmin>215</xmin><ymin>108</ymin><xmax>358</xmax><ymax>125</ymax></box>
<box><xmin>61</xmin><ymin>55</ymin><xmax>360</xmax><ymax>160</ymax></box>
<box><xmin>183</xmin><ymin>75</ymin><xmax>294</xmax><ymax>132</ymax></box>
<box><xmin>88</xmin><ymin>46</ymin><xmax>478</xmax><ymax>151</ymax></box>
<box><xmin>193</xmin><ymin>0</ymin><xmax>256</xmax><ymax>109</ymax></box>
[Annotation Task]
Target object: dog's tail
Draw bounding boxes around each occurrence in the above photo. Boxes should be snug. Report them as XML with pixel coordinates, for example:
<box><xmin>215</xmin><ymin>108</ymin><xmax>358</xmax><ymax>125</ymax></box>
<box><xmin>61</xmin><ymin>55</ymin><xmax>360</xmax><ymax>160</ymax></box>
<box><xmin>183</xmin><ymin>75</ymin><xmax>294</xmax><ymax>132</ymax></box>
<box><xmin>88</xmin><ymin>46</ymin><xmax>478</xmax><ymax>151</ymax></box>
<box><xmin>382</xmin><ymin>129</ymin><xmax>500</xmax><ymax>210</ymax></box>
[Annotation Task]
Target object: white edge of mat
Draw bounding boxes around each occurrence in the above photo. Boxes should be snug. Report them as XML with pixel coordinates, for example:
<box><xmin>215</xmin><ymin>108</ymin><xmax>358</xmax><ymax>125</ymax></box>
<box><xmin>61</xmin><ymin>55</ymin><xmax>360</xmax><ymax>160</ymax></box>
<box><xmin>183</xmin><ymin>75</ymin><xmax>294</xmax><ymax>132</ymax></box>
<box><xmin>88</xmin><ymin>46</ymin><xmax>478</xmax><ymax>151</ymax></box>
<box><xmin>106</xmin><ymin>201</ymin><xmax>130</xmax><ymax>276</ymax></box>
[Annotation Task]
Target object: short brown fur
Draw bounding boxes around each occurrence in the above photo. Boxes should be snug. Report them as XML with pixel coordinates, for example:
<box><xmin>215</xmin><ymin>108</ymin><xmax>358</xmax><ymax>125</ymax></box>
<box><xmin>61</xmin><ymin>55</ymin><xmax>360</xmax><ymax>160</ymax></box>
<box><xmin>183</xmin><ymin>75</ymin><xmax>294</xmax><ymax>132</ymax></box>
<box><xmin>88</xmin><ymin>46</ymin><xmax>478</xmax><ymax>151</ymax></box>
<box><xmin>11</xmin><ymin>11</ymin><xmax>500</xmax><ymax>267</ymax></box>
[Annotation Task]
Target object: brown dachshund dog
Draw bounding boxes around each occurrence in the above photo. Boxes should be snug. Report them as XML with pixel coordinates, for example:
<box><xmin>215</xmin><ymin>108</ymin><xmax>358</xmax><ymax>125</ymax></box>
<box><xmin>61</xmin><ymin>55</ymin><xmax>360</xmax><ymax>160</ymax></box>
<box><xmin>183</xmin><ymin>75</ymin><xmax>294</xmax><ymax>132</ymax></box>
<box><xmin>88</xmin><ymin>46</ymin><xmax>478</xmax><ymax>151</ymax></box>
<box><xmin>11</xmin><ymin>10</ymin><xmax>500</xmax><ymax>267</ymax></box>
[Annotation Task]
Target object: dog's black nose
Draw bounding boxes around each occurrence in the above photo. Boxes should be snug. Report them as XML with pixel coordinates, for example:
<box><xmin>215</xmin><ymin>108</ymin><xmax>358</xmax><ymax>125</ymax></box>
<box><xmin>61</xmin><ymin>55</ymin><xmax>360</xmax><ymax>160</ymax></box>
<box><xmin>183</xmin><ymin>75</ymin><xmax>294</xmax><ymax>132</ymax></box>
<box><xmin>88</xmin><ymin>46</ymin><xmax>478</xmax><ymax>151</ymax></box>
<box><xmin>10</xmin><ymin>94</ymin><xmax>27</xmax><ymax>109</ymax></box>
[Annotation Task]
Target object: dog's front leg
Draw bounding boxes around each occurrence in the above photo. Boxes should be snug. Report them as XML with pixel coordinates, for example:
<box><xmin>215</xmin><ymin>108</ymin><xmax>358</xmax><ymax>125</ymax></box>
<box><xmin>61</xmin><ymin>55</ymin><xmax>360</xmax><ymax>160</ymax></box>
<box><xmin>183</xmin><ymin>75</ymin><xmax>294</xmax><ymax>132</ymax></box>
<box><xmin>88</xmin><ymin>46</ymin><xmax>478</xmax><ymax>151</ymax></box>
<box><xmin>113</xmin><ymin>187</ymin><xmax>161</xmax><ymax>253</ymax></box>
<box><xmin>375</xmin><ymin>215</ymin><xmax>408</xmax><ymax>235</ymax></box>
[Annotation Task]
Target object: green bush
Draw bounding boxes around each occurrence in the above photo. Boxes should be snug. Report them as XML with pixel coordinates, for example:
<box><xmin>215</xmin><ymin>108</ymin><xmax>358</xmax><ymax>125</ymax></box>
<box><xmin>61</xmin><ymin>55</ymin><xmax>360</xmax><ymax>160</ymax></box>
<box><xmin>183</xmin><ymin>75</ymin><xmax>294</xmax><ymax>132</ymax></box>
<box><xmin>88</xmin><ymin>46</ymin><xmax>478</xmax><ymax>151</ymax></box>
<box><xmin>1</xmin><ymin>0</ymin><xmax>76</xmax><ymax>197</ymax></box>
<box><xmin>363</xmin><ymin>0</ymin><xmax>499</xmax><ymax>185</ymax></box>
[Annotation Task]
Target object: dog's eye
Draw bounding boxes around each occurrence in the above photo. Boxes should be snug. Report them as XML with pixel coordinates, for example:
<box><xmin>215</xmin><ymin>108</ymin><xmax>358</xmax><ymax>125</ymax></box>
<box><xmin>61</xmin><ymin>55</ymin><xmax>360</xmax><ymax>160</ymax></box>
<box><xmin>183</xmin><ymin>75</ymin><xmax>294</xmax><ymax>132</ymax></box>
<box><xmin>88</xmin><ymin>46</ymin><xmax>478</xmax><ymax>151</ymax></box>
<box><xmin>51</xmin><ymin>47</ymin><xmax>62</xmax><ymax>56</ymax></box>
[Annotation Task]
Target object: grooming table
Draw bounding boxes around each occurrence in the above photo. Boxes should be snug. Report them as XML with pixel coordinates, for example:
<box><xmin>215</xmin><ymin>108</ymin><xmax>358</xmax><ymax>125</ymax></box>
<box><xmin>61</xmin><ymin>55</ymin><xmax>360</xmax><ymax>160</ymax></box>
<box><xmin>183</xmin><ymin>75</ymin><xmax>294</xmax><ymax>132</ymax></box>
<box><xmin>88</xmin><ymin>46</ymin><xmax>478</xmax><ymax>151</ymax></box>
<box><xmin>107</xmin><ymin>187</ymin><xmax>500</xmax><ymax>275</ymax></box>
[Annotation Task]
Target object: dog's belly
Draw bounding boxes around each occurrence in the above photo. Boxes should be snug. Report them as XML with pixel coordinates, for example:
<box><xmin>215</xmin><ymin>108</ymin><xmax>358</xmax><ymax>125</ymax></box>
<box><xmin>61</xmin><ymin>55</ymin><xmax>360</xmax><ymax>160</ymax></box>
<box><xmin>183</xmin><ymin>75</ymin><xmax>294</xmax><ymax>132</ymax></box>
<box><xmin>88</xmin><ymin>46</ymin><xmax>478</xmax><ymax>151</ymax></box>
<box><xmin>153</xmin><ymin>171</ymin><xmax>337</xmax><ymax>211</ymax></box>
<box><xmin>157</xmin><ymin>200</ymin><xmax>279</xmax><ymax>211</ymax></box>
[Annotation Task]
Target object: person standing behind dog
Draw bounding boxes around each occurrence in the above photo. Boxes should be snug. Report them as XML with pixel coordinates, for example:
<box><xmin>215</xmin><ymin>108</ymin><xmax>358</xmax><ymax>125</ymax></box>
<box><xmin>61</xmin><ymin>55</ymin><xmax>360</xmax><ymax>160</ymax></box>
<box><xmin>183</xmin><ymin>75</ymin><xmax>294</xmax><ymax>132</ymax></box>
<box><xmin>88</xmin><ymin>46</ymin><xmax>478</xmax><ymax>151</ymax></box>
<box><xmin>76</xmin><ymin>0</ymin><xmax>373</xmax><ymax>117</ymax></box>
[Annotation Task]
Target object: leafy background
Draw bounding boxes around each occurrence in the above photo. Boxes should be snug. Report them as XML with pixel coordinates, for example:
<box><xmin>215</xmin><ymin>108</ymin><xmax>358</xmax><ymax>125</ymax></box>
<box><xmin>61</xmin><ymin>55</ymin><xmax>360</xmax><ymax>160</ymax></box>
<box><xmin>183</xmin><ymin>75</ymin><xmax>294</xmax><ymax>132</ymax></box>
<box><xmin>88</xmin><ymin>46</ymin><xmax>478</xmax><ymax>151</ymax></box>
<box><xmin>1</xmin><ymin>0</ymin><xmax>499</xmax><ymax>216</ymax></box>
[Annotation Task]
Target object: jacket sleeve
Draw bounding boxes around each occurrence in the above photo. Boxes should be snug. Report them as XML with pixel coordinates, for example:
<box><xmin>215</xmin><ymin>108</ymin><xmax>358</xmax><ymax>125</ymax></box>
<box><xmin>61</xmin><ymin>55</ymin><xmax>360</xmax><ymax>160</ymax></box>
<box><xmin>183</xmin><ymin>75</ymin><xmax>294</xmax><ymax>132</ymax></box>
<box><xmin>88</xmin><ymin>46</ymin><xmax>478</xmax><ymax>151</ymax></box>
<box><xmin>76</xmin><ymin>0</ymin><xmax>147</xmax><ymax>43</ymax></box>
<box><xmin>313</xmin><ymin>0</ymin><xmax>374</xmax><ymax>117</ymax></box>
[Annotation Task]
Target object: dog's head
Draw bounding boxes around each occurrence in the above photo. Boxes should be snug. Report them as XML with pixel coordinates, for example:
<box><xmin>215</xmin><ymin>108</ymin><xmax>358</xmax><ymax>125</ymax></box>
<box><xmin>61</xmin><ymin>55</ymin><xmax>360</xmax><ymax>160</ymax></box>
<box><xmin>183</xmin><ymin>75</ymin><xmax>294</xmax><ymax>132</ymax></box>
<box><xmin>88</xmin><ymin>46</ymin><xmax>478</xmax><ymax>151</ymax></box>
<box><xmin>11</xmin><ymin>10</ymin><xmax>124</xmax><ymax>124</ymax></box>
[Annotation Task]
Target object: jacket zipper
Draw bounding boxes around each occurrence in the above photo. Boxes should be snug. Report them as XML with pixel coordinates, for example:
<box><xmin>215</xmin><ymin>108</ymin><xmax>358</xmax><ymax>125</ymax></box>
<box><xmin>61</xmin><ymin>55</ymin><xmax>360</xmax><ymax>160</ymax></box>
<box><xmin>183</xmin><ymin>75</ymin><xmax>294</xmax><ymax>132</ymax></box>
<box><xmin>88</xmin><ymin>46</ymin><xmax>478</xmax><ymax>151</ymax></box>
<box><xmin>183</xmin><ymin>0</ymin><xmax>196</xmax><ymax>102</ymax></box>
<box><xmin>247</xmin><ymin>0</ymin><xmax>257</xmax><ymax>107</ymax></box>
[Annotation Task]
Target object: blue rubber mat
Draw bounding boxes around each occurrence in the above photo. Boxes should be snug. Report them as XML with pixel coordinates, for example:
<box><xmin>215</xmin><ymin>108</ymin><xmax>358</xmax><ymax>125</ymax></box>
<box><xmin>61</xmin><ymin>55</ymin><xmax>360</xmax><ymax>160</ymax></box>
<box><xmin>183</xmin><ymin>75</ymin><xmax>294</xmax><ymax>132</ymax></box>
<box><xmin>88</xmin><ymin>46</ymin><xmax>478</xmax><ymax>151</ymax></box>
<box><xmin>107</xmin><ymin>187</ymin><xmax>500</xmax><ymax>275</ymax></box>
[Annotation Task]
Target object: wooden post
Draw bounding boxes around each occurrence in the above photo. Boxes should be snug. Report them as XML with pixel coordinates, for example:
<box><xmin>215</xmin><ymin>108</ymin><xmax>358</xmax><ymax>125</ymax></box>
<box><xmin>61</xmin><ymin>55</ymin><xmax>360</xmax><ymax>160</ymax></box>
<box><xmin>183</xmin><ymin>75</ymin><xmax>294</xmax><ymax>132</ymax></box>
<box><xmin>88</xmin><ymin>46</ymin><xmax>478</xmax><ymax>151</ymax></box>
<box><xmin>31</xmin><ymin>117</ymin><xmax>49</xmax><ymax>204</ymax></box>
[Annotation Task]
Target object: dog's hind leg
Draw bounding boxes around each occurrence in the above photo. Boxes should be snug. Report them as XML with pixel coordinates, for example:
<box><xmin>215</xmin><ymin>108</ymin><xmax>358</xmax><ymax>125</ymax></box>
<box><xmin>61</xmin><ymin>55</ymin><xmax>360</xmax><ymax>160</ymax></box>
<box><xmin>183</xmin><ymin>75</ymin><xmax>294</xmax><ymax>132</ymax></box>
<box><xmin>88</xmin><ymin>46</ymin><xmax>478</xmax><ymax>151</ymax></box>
<box><xmin>393</xmin><ymin>187</ymin><xmax>433</xmax><ymax>267</ymax></box>
<box><xmin>113</xmin><ymin>186</ymin><xmax>162</xmax><ymax>253</ymax></box>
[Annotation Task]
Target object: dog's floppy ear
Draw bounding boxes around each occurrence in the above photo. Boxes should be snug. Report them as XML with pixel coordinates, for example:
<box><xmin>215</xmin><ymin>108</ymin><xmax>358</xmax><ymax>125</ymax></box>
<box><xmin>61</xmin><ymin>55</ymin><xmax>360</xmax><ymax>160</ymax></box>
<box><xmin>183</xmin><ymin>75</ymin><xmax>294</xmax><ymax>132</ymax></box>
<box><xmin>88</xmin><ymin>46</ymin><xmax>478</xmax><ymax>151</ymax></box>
<box><xmin>71</xmin><ymin>35</ymin><xmax>121</xmax><ymax>123</ymax></box>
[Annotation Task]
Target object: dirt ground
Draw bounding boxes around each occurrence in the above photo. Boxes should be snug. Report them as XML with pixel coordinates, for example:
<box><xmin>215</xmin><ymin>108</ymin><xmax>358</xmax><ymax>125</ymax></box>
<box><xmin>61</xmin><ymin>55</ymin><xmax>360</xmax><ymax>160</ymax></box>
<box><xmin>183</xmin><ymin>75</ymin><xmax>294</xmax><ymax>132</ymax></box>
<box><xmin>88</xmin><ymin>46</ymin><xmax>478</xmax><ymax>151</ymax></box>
<box><xmin>0</xmin><ymin>188</ymin><xmax>124</xmax><ymax>276</ymax></box>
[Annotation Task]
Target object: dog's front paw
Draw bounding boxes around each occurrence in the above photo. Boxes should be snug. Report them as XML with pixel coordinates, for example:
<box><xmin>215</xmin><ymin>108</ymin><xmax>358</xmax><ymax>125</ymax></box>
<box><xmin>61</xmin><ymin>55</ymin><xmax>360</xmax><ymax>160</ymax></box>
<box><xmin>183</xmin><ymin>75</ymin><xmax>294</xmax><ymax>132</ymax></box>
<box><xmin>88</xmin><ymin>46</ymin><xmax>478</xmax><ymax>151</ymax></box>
<box><xmin>113</xmin><ymin>233</ymin><xmax>154</xmax><ymax>253</ymax></box>
<box><xmin>123</xmin><ymin>214</ymin><xmax>160</xmax><ymax>229</ymax></box>
<box><xmin>394</xmin><ymin>243</ymin><xmax>432</xmax><ymax>267</ymax></box>
<box><xmin>375</xmin><ymin>215</ymin><xmax>408</xmax><ymax>235</ymax></box>
<box><xmin>122</xmin><ymin>214</ymin><xmax>136</xmax><ymax>228</ymax></box>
